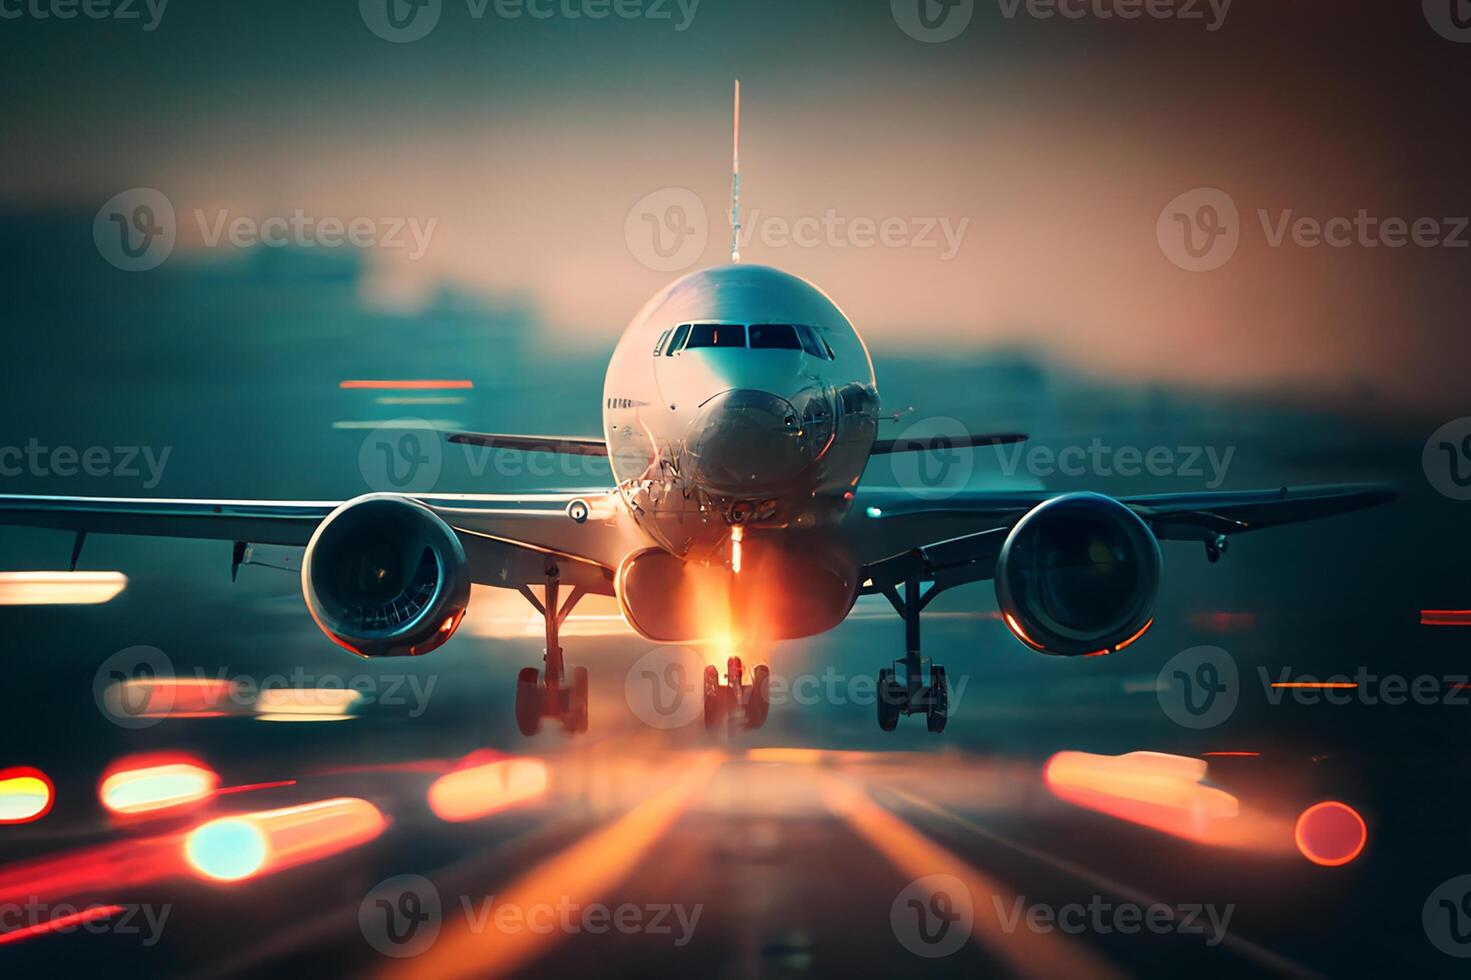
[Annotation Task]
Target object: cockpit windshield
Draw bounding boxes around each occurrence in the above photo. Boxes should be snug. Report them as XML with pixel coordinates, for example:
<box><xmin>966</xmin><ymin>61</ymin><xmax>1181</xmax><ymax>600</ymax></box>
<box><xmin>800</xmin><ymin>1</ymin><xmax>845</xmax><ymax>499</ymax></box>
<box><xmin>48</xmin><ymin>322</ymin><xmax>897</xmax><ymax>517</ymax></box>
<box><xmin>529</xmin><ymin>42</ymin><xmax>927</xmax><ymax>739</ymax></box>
<box><xmin>684</xmin><ymin>323</ymin><xmax>747</xmax><ymax>349</ymax></box>
<box><xmin>748</xmin><ymin>324</ymin><xmax>803</xmax><ymax>350</ymax></box>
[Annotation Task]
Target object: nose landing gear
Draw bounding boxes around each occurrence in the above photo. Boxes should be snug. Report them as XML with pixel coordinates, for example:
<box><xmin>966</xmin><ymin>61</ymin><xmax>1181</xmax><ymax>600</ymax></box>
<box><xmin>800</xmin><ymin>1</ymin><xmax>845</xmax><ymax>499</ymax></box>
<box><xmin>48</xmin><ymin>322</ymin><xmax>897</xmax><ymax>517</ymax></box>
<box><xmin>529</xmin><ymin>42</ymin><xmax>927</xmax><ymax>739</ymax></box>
<box><xmin>513</xmin><ymin>571</ymin><xmax>589</xmax><ymax>735</ymax></box>
<box><xmin>703</xmin><ymin>656</ymin><xmax>770</xmax><ymax>733</ymax></box>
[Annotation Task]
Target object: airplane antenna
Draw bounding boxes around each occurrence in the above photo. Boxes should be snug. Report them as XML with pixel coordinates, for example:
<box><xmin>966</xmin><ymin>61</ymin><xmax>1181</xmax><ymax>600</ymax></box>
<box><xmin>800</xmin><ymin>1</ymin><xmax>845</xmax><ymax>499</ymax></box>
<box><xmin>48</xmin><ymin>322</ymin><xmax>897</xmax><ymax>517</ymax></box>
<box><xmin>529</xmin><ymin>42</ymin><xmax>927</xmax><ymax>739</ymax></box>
<box><xmin>730</xmin><ymin>79</ymin><xmax>741</xmax><ymax>263</ymax></box>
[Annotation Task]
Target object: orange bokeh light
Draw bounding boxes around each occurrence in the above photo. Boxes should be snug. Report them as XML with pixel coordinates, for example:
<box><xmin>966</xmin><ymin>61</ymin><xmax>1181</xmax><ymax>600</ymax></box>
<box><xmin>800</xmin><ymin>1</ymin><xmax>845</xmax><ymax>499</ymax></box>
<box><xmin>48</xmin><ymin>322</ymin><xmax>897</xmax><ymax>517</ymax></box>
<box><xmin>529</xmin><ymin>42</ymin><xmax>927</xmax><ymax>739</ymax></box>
<box><xmin>1294</xmin><ymin>801</ymin><xmax>1367</xmax><ymax>867</ymax></box>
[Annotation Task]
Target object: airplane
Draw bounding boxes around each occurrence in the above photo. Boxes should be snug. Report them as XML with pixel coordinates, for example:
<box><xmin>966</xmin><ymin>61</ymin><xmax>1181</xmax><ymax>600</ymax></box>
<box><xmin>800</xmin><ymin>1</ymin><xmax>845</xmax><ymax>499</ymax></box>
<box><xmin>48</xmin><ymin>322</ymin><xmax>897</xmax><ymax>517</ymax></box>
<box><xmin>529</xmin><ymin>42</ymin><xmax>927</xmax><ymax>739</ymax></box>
<box><xmin>0</xmin><ymin>83</ymin><xmax>1393</xmax><ymax>736</ymax></box>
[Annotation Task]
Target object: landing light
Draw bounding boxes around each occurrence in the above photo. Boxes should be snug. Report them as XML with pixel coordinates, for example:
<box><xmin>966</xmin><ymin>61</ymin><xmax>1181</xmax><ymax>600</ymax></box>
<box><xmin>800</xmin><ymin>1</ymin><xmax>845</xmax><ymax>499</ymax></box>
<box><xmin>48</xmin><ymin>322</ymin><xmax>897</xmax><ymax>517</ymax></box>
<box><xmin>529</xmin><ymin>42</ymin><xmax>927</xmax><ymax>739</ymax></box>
<box><xmin>865</xmin><ymin>506</ymin><xmax>882</xmax><ymax>518</ymax></box>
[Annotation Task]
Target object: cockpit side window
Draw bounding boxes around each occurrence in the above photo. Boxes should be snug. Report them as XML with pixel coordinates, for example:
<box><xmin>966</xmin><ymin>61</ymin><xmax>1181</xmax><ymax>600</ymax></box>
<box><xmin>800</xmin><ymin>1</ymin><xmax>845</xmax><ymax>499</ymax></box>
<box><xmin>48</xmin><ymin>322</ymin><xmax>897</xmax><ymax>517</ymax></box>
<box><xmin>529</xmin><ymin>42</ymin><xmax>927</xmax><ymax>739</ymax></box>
<box><xmin>685</xmin><ymin>323</ymin><xmax>747</xmax><ymax>349</ymax></box>
<box><xmin>653</xmin><ymin>329</ymin><xmax>671</xmax><ymax>356</ymax></box>
<box><xmin>794</xmin><ymin>324</ymin><xmax>830</xmax><ymax>359</ymax></box>
<box><xmin>748</xmin><ymin>324</ymin><xmax>804</xmax><ymax>350</ymax></box>
<box><xmin>665</xmin><ymin>323</ymin><xmax>692</xmax><ymax>354</ymax></box>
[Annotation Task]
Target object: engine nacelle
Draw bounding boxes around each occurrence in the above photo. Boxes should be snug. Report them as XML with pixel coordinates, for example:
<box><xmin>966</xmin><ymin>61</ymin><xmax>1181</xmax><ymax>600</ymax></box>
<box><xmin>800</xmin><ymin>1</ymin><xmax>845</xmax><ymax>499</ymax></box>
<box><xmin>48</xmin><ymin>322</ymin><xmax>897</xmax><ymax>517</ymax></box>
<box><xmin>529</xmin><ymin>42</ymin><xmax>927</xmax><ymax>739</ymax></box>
<box><xmin>301</xmin><ymin>494</ymin><xmax>470</xmax><ymax>658</ymax></box>
<box><xmin>994</xmin><ymin>492</ymin><xmax>1160</xmax><ymax>657</ymax></box>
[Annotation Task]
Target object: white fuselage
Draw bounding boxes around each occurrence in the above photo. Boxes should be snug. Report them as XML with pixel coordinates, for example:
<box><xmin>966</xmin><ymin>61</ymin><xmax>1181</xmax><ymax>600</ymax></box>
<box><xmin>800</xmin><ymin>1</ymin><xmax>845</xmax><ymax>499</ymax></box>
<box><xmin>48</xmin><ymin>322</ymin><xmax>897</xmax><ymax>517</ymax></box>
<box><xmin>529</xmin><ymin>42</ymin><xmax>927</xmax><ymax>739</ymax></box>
<box><xmin>602</xmin><ymin>264</ymin><xmax>881</xmax><ymax>563</ymax></box>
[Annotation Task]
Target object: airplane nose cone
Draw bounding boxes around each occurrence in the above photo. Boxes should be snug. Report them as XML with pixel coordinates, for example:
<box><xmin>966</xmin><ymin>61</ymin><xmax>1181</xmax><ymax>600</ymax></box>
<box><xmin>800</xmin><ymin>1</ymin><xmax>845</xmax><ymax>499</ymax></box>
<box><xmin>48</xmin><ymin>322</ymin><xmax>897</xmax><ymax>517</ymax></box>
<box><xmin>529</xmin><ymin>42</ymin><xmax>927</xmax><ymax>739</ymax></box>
<box><xmin>688</xmin><ymin>389</ymin><xmax>814</xmax><ymax>495</ymax></box>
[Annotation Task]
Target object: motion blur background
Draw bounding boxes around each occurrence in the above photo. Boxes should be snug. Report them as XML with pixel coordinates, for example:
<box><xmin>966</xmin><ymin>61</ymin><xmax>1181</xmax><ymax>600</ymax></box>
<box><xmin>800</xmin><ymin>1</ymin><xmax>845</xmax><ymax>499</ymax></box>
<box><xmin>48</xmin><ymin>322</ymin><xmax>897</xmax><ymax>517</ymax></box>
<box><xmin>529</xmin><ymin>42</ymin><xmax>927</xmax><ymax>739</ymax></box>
<box><xmin>1</xmin><ymin>1</ymin><xmax>1469</xmax><ymax>977</ymax></box>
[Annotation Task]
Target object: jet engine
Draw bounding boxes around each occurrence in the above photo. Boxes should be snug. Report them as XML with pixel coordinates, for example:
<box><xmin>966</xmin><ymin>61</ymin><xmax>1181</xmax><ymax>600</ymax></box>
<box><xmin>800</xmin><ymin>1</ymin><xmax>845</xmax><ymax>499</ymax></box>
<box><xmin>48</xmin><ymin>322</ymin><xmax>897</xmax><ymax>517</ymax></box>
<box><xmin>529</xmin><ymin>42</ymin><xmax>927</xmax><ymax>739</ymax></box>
<box><xmin>301</xmin><ymin>494</ymin><xmax>470</xmax><ymax>658</ymax></box>
<box><xmin>994</xmin><ymin>492</ymin><xmax>1160</xmax><ymax>657</ymax></box>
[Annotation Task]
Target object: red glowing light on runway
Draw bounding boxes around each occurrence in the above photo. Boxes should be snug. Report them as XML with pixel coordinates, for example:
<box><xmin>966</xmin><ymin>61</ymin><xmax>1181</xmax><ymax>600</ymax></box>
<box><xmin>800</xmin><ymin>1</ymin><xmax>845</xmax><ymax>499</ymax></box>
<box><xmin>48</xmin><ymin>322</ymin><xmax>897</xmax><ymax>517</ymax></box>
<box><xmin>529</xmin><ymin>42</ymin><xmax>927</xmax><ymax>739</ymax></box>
<box><xmin>1188</xmin><ymin>611</ymin><xmax>1258</xmax><ymax>633</ymax></box>
<box><xmin>0</xmin><ymin>767</ymin><xmax>54</xmax><ymax>824</ymax></box>
<box><xmin>0</xmin><ymin>904</ymin><xmax>124</xmax><ymax>945</ymax></box>
<box><xmin>184</xmin><ymin>798</ymin><xmax>387</xmax><ymax>883</ymax></box>
<box><xmin>1201</xmin><ymin>751</ymin><xmax>1261</xmax><ymax>757</ymax></box>
<box><xmin>1421</xmin><ymin>609</ymin><xmax>1471</xmax><ymax>626</ymax></box>
<box><xmin>215</xmin><ymin>779</ymin><xmax>298</xmax><ymax>796</ymax></box>
<box><xmin>428</xmin><ymin>754</ymin><xmax>548</xmax><ymax>822</ymax></box>
<box><xmin>339</xmin><ymin>379</ymin><xmax>474</xmax><ymax>390</ymax></box>
<box><xmin>1294</xmin><ymin>801</ymin><xmax>1367</xmax><ymax>867</ymax></box>
<box><xmin>99</xmin><ymin>757</ymin><xmax>219</xmax><ymax>817</ymax></box>
<box><xmin>1269</xmin><ymin>682</ymin><xmax>1358</xmax><ymax>689</ymax></box>
<box><xmin>100</xmin><ymin>676</ymin><xmax>238</xmax><ymax>720</ymax></box>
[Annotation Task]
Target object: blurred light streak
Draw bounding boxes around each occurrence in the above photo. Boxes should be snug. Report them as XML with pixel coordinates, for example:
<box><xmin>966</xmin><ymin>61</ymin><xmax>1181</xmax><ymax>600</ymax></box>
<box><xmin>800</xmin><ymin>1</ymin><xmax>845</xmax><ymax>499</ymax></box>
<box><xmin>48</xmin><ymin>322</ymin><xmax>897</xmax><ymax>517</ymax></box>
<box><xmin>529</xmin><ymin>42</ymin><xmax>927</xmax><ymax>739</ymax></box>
<box><xmin>254</xmin><ymin>688</ymin><xmax>362</xmax><ymax>718</ymax></box>
<box><xmin>1269</xmin><ymin>682</ymin><xmax>1357</xmax><ymax>689</ymax></box>
<box><xmin>102</xmin><ymin>677</ymin><xmax>238</xmax><ymax>720</ymax></box>
<box><xmin>216</xmin><ymin>780</ymin><xmax>298</xmax><ymax>795</ymax></box>
<box><xmin>1187</xmin><ymin>611</ymin><xmax>1258</xmax><ymax>633</ymax></box>
<box><xmin>746</xmin><ymin>747</ymin><xmax>824</xmax><ymax>765</ymax></box>
<box><xmin>375</xmin><ymin>396</ymin><xmax>466</xmax><ymax>405</ymax></box>
<box><xmin>185</xmin><ymin>798</ymin><xmax>387</xmax><ymax>883</ymax></box>
<box><xmin>1044</xmin><ymin>751</ymin><xmax>1294</xmax><ymax>852</ymax></box>
<box><xmin>1201</xmin><ymin>752</ymin><xmax>1261</xmax><ymax>758</ymax></box>
<box><xmin>340</xmin><ymin>379</ymin><xmax>474</xmax><ymax>389</ymax></box>
<box><xmin>819</xmin><ymin>774</ymin><xmax>1122</xmax><ymax>980</ymax></box>
<box><xmin>1421</xmin><ymin>609</ymin><xmax>1471</xmax><ymax>626</ymax></box>
<box><xmin>0</xmin><ymin>904</ymin><xmax>123</xmax><ymax>945</ymax></box>
<box><xmin>0</xmin><ymin>767</ymin><xmax>55</xmax><ymax>824</ymax></box>
<box><xmin>331</xmin><ymin>419</ymin><xmax>462</xmax><ymax>430</ymax></box>
<box><xmin>100</xmin><ymin>758</ymin><xmax>219</xmax><ymax>817</ymax></box>
<box><xmin>386</xmin><ymin>754</ymin><xmax>721</xmax><ymax>980</ymax></box>
<box><xmin>0</xmin><ymin>835</ymin><xmax>184</xmax><ymax>906</ymax></box>
<box><xmin>0</xmin><ymin>571</ymin><xmax>127</xmax><ymax>605</ymax></box>
<box><xmin>427</xmin><ymin>754</ymin><xmax>548</xmax><ymax>822</ymax></box>
<box><xmin>1294</xmin><ymin>801</ymin><xmax>1367</xmax><ymax>867</ymax></box>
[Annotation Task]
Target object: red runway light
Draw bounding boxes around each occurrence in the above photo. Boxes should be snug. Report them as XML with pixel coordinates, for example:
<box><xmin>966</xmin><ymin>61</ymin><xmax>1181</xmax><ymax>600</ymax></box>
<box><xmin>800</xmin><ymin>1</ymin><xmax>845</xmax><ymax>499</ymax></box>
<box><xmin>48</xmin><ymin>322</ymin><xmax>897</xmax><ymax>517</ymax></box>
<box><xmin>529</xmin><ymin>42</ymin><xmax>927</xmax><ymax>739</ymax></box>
<box><xmin>0</xmin><ymin>767</ymin><xmax>55</xmax><ymax>825</ymax></box>
<box><xmin>1421</xmin><ymin>609</ymin><xmax>1471</xmax><ymax>626</ymax></box>
<box><xmin>1294</xmin><ymin>801</ymin><xmax>1367</xmax><ymax>867</ymax></box>
<box><xmin>339</xmin><ymin>379</ymin><xmax>474</xmax><ymax>389</ymax></box>
<box><xmin>0</xmin><ymin>904</ymin><xmax>124</xmax><ymax>945</ymax></box>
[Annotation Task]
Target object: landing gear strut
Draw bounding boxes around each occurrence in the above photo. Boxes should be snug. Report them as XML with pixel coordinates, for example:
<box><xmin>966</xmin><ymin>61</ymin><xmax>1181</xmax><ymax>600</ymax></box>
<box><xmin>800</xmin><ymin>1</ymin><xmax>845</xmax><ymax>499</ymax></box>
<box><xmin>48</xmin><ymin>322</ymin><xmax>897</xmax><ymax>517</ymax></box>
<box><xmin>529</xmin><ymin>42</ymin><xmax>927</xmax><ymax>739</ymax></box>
<box><xmin>703</xmin><ymin>656</ymin><xmax>770</xmax><ymax>733</ymax></box>
<box><xmin>514</xmin><ymin>569</ymin><xmax>588</xmax><ymax>735</ymax></box>
<box><xmin>876</xmin><ymin>575</ymin><xmax>949</xmax><ymax>733</ymax></box>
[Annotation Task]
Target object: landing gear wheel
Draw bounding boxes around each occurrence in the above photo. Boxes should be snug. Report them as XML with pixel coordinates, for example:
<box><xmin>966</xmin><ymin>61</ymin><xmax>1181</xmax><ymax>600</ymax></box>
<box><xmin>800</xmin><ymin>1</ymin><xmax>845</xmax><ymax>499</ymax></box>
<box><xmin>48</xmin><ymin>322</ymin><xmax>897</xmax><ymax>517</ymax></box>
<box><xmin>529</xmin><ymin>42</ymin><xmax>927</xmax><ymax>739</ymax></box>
<box><xmin>877</xmin><ymin>668</ymin><xmax>903</xmax><ymax>732</ymax></box>
<box><xmin>703</xmin><ymin>665</ymin><xmax>725</xmax><ymax>732</ymax></box>
<box><xmin>515</xmin><ymin>667</ymin><xmax>542</xmax><ymax>736</ymax></box>
<box><xmin>562</xmin><ymin>665</ymin><xmax>589</xmax><ymax>734</ymax></box>
<box><xmin>745</xmin><ymin>664</ymin><xmax>770</xmax><ymax>730</ymax></box>
<box><xmin>926</xmin><ymin>665</ymin><xmax>949</xmax><ymax>734</ymax></box>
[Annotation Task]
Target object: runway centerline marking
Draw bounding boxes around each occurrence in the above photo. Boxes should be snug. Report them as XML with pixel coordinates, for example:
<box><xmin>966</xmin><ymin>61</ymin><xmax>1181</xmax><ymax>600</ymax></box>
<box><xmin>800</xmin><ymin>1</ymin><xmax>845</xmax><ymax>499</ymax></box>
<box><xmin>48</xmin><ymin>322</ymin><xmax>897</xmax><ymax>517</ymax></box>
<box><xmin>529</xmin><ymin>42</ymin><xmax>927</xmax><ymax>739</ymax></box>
<box><xmin>885</xmin><ymin>786</ymin><xmax>1320</xmax><ymax>980</ymax></box>
<box><xmin>817</xmin><ymin>772</ymin><xmax>1123</xmax><ymax>980</ymax></box>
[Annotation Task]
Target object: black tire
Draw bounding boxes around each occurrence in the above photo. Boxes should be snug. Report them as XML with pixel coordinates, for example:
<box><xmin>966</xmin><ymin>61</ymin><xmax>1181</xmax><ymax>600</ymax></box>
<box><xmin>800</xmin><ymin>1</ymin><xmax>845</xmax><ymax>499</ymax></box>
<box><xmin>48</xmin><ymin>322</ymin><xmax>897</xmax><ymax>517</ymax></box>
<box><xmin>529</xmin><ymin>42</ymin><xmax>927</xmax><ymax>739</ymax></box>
<box><xmin>745</xmin><ymin>664</ymin><xmax>770</xmax><ymax>730</ymax></box>
<box><xmin>515</xmin><ymin>667</ymin><xmax>541</xmax><ymax>736</ymax></box>
<box><xmin>703</xmin><ymin>665</ymin><xmax>724</xmax><ymax>733</ymax></box>
<box><xmin>926</xmin><ymin>665</ymin><xmax>949</xmax><ymax>734</ymax></box>
<box><xmin>562</xmin><ymin>665</ymin><xmax>590</xmax><ymax>734</ymax></box>
<box><xmin>877</xmin><ymin>668</ymin><xmax>902</xmax><ymax>732</ymax></box>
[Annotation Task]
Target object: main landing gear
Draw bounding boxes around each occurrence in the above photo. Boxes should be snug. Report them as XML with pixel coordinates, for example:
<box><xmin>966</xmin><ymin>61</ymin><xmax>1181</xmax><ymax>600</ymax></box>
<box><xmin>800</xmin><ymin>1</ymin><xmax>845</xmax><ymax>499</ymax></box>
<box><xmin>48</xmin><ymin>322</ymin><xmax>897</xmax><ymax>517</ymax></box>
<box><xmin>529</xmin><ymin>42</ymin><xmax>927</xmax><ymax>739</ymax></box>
<box><xmin>703</xmin><ymin>656</ymin><xmax>770</xmax><ymax>733</ymax></box>
<box><xmin>875</xmin><ymin>575</ymin><xmax>949</xmax><ymax>733</ymax></box>
<box><xmin>514</xmin><ymin>570</ymin><xmax>589</xmax><ymax>735</ymax></box>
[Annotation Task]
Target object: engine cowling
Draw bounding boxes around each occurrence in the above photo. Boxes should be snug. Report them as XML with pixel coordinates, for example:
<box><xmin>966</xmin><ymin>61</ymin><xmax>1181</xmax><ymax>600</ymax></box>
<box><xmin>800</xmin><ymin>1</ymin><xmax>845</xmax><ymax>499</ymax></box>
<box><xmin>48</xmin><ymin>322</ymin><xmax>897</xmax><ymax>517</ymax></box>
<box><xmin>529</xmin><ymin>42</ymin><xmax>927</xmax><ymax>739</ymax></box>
<box><xmin>994</xmin><ymin>492</ymin><xmax>1160</xmax><ymax>657</ymax></box>
<box><xmin>301</xmin><ymin>494</ymin><xmax>470</xmax><ymax>658</ymax></box>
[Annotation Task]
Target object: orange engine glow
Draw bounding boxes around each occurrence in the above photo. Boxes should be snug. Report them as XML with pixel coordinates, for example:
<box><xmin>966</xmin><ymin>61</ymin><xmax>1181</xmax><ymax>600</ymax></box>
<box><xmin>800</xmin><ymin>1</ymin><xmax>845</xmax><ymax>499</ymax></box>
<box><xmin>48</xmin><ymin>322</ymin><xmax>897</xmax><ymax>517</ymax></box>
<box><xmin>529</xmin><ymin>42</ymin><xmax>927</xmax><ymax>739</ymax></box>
<box><xmin>0</xmin><ymin>767</ymin><xmax>55</xmax><ymax>825</ymax></box>
<box><xmin>184</xmin><ymin>798</ymin><xmax>387</xmax><ymax>882</ymax></box>
<box><xmin>427</xmin><ymin>754</ymin><xmax>549</xmax><ymax>822</ymax></box>
<box><xmin>1294</xmin><ymin>801</ymin><xmax>1367</xmax><ymax>867</ymax></box>
<box><xmin>99</xmin><ymin>757</ymin><xmax>219</xmax><ymax>817</ymax></box>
